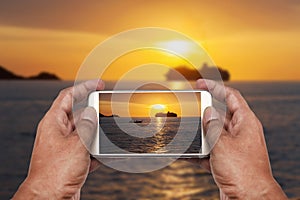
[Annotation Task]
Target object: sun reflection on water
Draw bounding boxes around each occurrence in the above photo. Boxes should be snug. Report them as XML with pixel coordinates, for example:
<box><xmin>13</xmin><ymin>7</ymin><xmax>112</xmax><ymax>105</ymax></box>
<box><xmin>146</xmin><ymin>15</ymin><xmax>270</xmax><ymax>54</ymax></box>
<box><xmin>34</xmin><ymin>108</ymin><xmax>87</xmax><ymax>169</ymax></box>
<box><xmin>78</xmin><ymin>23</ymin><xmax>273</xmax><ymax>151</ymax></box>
<box><xmin>152</xmin><ymin>117</ymin><xmax>168</xmax><ymax>153</ymax></box>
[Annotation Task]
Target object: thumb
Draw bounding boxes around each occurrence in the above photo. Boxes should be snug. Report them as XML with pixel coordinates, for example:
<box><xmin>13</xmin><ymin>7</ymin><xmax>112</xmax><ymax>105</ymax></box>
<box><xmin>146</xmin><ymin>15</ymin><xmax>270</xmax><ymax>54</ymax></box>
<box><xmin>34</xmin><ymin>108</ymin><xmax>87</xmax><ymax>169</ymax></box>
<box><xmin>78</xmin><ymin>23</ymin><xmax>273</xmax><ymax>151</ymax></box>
<box><xmin>75</xmin><ymin>107</ymin><xmax>98</xmax><ymax>152</ymax></box>
<box><xmin>203</xmin><ymin>107</ymin><xmax>224</xmax><ymax>151</ymax></box>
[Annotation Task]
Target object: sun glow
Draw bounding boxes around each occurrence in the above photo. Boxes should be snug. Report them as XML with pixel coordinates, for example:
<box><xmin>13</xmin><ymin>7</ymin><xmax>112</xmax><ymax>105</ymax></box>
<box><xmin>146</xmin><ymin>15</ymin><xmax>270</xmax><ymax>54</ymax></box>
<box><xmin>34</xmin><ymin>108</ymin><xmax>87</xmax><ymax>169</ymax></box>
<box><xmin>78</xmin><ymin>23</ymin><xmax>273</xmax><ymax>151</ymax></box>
<box><xmin>156</xmin><ymin>40</ymin><xmax>196</xmax><ymax>56</ymax></box>
<box><xmin>150</xmin><ymin>104</ymin><xmax>167</xmax><ymax>117</ymax></box>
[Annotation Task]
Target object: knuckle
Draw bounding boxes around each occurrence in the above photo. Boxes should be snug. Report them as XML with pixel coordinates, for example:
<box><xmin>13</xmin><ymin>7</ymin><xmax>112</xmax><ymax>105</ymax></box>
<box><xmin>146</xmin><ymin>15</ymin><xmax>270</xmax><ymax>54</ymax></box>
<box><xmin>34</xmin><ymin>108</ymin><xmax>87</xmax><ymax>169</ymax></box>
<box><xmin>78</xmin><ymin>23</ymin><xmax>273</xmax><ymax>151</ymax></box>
<box><xmin>58</xmin><ymin>88</ymin><xmax>72</xmax><ymax>99</ymax></box>
<box><xmin>37</xmin><ymin>118</ymin><xmax>45</xmax><ymax>131</ymax></box>
<box><xmin>255</xmin><ymin>117</ymin><xmax>264</xmax><ymax>131</ymax></box>
<box><xmin>228</xmin><ymin>87</ymin><xmax>241</xmax><ymax>97</ymax></box>
<box><xmin>58</xmin><ymin>89</ymin><xmax>73</xmax><ymax>106</ymax></box>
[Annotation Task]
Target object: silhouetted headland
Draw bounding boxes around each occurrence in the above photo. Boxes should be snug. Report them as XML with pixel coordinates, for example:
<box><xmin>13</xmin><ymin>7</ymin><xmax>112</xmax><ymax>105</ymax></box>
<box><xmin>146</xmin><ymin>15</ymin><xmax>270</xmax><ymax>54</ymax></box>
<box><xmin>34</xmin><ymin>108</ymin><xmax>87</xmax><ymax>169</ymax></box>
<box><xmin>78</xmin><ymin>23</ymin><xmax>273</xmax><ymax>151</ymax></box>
<box><xmin>155</xmin><ymin>111</ymin><xmax>177</xmax><ymax>117</ymax></box>
<box><xmin>99</xmin><ymin>113</ymin><xmax>120</xmax><ymax>118</ymax></box>
<box><xmin>0</xmin><ymin>66</ymin><xmax>60</xmax><ymax>80</ymax></box>
<box><xmin>166</xmin><ymin>63</ymin><xmax>230</xmax><ymax>81</ymax></box>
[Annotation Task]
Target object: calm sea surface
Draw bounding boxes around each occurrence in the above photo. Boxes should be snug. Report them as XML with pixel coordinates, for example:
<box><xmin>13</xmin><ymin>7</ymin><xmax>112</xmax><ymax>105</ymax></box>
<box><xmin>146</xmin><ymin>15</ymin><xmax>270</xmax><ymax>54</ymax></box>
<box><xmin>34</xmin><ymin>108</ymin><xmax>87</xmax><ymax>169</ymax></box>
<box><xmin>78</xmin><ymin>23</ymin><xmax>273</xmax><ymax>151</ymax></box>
<box><xmin>99</xmin><ymin>117</ymin><xmax>202</xmax><ymax>154</ymax></box>
<box><xmin>0</xmin><ymin>81</ymin><xmax>299</xmax><ymax>199</ymax></box>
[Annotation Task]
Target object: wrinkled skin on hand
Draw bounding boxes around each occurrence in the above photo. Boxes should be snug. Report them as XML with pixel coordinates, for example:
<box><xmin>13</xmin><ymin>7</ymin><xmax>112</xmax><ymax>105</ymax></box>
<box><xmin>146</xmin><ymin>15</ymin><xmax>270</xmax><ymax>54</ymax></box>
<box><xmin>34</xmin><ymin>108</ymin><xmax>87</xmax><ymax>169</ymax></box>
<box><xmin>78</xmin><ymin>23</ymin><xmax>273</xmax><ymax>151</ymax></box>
<box><xmin>13</xmin><ymin>80</ymin><xmax>104</xmax><ymax>199</ymax></box>
<box><xmin>191</xmin><ymin>79</ymin><xmax>287</xmax><ymax>199</ymax></box>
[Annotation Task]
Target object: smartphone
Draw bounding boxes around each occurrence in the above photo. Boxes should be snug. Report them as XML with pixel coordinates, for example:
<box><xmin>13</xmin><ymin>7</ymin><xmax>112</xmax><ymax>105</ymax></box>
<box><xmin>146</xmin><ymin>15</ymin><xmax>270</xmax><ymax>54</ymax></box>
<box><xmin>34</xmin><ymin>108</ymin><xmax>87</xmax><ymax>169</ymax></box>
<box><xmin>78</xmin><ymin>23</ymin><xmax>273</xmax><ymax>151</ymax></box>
<box><xmin>88</xmin><ymin>90</ymin><xmax>212</xmax><ymax>158</ymax></box>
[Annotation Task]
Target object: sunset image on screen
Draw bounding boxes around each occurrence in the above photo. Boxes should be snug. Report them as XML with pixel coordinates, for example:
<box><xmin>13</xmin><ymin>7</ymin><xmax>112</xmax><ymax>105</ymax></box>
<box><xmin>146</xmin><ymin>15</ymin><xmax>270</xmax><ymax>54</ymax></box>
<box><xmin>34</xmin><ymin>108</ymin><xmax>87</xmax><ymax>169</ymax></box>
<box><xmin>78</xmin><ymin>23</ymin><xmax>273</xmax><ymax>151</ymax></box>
<box><xmin>99</xmin><ymin>92</ymin><xmax>201</xmax><ymax>118</ymax></box>
<box><xmin>98</xmin><ymin>91</ymin><xmax>202</xmax><ymax>156</ymax></box>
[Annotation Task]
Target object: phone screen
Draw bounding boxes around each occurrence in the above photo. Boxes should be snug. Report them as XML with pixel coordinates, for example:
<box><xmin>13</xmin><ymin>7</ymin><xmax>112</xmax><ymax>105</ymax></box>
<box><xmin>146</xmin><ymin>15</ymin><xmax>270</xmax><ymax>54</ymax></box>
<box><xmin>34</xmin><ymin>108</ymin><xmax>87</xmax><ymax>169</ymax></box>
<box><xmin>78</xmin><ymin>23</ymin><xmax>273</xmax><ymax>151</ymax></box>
<box><xmin>98</xmin><ymin>91</ymin><xmax>202</xmax><ymax>156</ymax></box>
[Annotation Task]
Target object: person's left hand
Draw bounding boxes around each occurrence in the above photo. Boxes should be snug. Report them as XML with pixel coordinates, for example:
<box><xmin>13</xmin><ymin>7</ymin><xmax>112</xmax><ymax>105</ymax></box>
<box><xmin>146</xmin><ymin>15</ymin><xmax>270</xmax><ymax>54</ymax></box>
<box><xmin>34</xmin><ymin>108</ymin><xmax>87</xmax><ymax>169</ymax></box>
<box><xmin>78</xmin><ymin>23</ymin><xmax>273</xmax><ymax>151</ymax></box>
<box><xmin>13</xmin><ymin>80</ymin><xmax>104</xmax><ymax>199</ymax></box>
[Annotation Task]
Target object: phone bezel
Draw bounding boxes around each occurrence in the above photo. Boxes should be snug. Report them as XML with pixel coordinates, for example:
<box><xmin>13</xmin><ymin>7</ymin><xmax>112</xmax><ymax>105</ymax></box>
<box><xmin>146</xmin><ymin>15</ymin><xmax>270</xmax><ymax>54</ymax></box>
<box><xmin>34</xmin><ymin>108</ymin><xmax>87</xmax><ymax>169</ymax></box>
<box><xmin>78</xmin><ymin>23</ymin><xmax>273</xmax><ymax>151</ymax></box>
<box><xmin>88</xmin><ymin>90</ymin><xmax>212</xmax><ymax>158</ymax></box>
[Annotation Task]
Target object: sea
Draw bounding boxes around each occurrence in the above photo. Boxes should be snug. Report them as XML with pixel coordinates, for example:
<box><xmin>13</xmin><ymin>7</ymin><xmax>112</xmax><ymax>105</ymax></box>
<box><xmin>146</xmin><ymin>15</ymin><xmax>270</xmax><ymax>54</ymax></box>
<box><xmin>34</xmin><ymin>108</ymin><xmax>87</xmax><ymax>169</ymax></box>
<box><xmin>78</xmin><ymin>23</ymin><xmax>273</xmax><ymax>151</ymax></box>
<box><xmin>99</xmin><ymin>117</ymin><xmax>202</xmax><ymax>155</ymax></box>
<box><xmin>0</xmin><ymin>81</ymin><xmax>299</xmax><ymax>199</ymax></box>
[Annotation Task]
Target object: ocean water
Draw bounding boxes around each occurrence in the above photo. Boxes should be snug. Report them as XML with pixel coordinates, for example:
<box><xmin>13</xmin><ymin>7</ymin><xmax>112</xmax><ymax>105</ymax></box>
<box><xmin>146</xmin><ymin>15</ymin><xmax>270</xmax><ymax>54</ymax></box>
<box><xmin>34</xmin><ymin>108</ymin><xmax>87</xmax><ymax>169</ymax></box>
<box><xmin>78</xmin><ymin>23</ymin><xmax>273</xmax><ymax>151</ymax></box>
<box><xmin>99</xmin><ymin>117</ymin><xmax>202</xmax><ymax>154</ymax></box>
<box><xmin>0</xmin><ymin>81</ymin><xmax>299</xmax><ymax>199</ymax></box>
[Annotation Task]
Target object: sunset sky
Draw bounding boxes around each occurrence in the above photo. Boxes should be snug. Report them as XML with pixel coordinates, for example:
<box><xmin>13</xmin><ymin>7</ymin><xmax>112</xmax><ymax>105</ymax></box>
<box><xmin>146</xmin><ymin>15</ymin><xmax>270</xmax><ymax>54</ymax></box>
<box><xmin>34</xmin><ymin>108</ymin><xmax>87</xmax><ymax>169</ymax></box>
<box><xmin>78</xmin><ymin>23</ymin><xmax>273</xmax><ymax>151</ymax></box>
<box><xmin>0</xmin><ymin>0</ymin><xmax>300</xmax><ymax>81</ymax></box>
<box><xmin>99</xmin><ymin>92</ymin><xmax>201</xmax><ymax>117</ymax></box>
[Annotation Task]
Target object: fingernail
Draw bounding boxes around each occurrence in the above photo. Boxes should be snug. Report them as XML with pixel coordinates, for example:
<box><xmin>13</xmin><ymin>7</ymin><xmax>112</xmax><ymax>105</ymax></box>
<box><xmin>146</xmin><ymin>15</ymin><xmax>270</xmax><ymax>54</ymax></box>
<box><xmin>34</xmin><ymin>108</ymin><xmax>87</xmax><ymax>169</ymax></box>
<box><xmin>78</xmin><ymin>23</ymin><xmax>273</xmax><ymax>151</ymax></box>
<box><xmin>196</xmin><ymin>79</ymin><xmax>205</xmax><ymax>89</ymax></box>
<box><xmin>203</xmin><ymin>107</ymin><xmax>219</xmax><ymax>124</ymax></box>
<box><xmin>98</xmin><ymin>79</ymin><xmax>105</xmax><ymax>90</ymax></box>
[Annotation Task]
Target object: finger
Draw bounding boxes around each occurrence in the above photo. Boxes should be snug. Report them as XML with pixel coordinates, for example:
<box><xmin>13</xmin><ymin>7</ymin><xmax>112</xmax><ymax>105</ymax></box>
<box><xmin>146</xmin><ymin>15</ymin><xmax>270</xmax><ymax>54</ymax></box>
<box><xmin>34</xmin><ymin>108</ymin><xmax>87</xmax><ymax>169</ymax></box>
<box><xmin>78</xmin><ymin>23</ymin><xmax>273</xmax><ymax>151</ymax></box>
<box><xmin>89</xmin><ymin>157</ymin><xmax>101</xmax><ymax>173</ymax></box>
<box><xmin>224</xmin><ymin>111</ymin><xmax>232</xmax><ymax>131</ymax></box>
<box><xmin>73</xmin><ymin>190</ymin><xmax>81</xmax><ymax>200</ymax></box>
<box><xmin>198</xmin><ymin>158</ymin><xmax>211</xmax><ymax>172</ymax></box>
<box><xmin>197</xmin><ymin>79</ymin><xmax>226</xmax><ymax>102</ymax></box>
<box><xmin>67</xmin><ymin>107</ymin><xmax>87</xmax><ymax>132</ymax></box>
<box><xmin>197</xmin><ymin>79</ymin><xmax>250</xmax><ymax>115</ymax></box>
<box><xmin>52</xmin><ymin>79</ymin><xmax>105</xmax><ymax>114</ymax></box>
<box><xmin>73</xmin><ymin>79</ymin><xmax>105</xmax><ymax>105</ymax></box>
<box><xmin>214</xmin><ymin>107</ymin><xmax>231</xmax><ymax>131</ymax></box>
<box><xmin>181</xmin><ymin>158</ymin><xmax>211</xmax><ymax>172</ymax></box>
<box><xmin>219</xmin><ymin>189</ymin><xmax>229</xmax><ymax>200</ymax></box>
<box><xmin>203</xmin><ymin>107</ymin><xmax>226</xmax><ymax>150</ymax></box>
<box><xmin>74</xmin><ymin>107</ymin><xmax>98</xmax><ymax>151</ymax></box>
<box><xmin>70</xmin><ymin>107</ymin><xmax>85</xmax><ymax>128</ymax></box>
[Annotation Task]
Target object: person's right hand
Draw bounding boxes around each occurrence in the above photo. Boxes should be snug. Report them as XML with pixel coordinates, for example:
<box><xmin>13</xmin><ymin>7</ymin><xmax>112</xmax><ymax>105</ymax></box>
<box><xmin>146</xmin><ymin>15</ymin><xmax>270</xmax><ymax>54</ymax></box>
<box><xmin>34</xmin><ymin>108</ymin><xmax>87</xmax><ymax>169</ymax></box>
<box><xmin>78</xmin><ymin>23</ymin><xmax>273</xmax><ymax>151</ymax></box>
<box><xmin>197</xmin><ymin>79</ymin><xmax>287</xmax><ymax>199</ymax></box>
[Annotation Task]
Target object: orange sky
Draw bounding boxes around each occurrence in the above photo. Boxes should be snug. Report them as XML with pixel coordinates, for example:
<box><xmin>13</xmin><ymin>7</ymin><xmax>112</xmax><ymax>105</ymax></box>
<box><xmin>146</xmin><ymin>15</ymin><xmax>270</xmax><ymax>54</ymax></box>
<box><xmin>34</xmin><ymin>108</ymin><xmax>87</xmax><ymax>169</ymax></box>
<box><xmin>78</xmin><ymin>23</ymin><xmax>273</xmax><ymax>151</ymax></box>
<box><xmin>99</xmin><ymin>92</ymin><xmax>201</xmax><ymax>117</ymax></box>
<box><xmin>0</xmin><ymin>0</ymin><xmax>300</xmax><ymax>81</ymax></box>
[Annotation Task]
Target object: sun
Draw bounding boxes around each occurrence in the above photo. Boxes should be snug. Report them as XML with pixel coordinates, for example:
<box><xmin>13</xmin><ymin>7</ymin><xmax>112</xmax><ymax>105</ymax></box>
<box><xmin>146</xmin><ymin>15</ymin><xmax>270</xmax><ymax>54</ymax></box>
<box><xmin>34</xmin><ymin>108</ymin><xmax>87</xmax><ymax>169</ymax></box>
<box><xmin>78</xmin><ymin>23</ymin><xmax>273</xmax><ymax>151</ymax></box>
<box><xmin>150</xmin><ymin>104</ymin><xmax>167</xmax><ymax>117</ymax></box>
<box><xmin>152</xmin><ymin>104</ymin><xmax>166</xmax><ymax>110</ymax></box>
<box><xmin>156</xmin><ymin>40</ymin><xmax>195</xmax><ymax>56</ymax></box>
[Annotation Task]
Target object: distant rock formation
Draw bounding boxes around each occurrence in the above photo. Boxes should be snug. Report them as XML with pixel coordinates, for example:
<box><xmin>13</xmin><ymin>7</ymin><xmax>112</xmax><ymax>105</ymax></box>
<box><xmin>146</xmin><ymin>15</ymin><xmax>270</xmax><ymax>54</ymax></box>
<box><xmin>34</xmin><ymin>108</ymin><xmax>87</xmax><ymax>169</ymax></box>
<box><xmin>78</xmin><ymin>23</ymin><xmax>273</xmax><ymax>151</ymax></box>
<box><xmin>28</xmin><ymin>72</ymin><xmax>60</xmax><ymax>80</ymax></box>
<box><xmin>155</xmin><ymin>111</ymin><xmax>177</xmax><ymax>117</ymax></box>
<box><xmin>99</xmin><ymin>113</ymin><xmax>120</xmax><ymax>118</ymax></box>
<box><xmin>200</xmin><ymin>63</ymin><xmax>230</xmax><ymax>81</ymax></box>
<box><xmin>0</xmin><ymin>66</ymin><xmax>24</xmax><ymax>79</ymax></box>
<box><xmin>165</xmin><ymin>63</ymin><xmax>230</xmax><ymax>81</ymax></box>
<box><xmin>0</xmin><ymin>66</ymin><xmax>60</xmax><ymax>80</ymax></box>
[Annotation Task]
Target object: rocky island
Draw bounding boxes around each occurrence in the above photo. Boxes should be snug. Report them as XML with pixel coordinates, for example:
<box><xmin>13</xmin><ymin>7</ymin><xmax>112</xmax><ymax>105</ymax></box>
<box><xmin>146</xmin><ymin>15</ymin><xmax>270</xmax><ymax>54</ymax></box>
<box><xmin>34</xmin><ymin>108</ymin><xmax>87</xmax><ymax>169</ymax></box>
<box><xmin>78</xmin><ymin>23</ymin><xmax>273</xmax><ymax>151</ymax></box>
<box><xmin>155</xmin><ymin>111</ymin><xmax>177</xmax><ymax>117</ymax></box>
<box><xmin>0</xmin><ymin>66</ymin><xmax>60</xmax><ymax>80</ymax></box>
<box><xmin>99</xmin><ymin>113</ymin><xmax>120</xmax><ymax>118</ymax></box>
<box><xmin>165</xmin><ymin>63</ymin><xmax>230</xmax><ymax>81</ymax></box>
